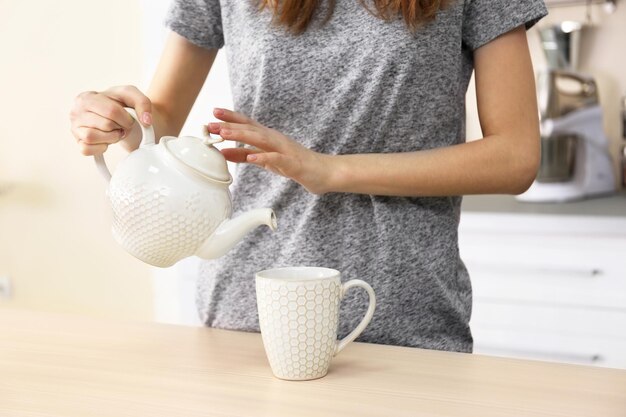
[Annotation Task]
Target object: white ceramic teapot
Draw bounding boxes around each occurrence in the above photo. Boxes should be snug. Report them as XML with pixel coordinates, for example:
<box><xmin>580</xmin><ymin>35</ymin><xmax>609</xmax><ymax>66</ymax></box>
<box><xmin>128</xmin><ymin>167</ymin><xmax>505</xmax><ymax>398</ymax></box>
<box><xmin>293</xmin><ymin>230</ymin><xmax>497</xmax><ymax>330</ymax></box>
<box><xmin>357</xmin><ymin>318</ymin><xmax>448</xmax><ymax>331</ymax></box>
<box><xmin>94</xmin><ymin>109</ymin><xmax>277</xmax><ymax>268</ymax></box>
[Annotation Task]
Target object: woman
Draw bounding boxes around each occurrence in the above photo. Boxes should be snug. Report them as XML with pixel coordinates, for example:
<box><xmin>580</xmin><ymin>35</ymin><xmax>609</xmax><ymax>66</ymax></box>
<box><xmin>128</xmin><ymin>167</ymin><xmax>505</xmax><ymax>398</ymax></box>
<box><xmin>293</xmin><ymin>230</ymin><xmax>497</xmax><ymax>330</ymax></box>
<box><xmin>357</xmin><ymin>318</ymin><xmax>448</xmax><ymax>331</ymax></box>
<box><xmin>70</xmin><ymin>0</ymin><xmax>547</xmax><ymax>353</ymax></box>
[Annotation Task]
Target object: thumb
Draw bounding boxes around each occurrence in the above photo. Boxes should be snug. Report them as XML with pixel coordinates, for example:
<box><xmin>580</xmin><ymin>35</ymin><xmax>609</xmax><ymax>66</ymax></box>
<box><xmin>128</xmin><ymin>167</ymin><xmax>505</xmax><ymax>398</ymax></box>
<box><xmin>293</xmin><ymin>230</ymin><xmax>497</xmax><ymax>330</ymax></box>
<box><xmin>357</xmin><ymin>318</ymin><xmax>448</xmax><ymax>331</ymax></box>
<box><xmin>104</xmin><ymin>85</ymin><xmax>153</xmax><ymax>127</ymax></box>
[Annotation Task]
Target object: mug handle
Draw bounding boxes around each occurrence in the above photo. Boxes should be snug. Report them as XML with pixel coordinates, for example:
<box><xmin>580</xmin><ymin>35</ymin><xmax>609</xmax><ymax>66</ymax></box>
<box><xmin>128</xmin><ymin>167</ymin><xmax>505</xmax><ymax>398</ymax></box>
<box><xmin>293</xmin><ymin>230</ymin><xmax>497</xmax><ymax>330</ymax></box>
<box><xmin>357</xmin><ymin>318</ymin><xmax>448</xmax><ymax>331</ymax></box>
<box><xmin>93</xmin><ymin>108</ymin><xmax>156</xmax><ymax>183</ymax></box>
<box><xmin>335</xmin><ymin>279</ymin><xmax>376</xmax><ymax>355</ymax></box>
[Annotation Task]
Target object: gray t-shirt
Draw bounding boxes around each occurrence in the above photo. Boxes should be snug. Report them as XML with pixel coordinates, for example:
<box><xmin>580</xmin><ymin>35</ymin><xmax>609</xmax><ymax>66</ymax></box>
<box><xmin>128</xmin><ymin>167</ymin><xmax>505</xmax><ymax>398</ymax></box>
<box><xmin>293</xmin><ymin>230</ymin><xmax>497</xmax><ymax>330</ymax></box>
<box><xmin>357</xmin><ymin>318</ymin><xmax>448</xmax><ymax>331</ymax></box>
<box><xmin>165</xmin><ymin>0</ymin><xmax>547</xmax><ymax>352</ymax></box>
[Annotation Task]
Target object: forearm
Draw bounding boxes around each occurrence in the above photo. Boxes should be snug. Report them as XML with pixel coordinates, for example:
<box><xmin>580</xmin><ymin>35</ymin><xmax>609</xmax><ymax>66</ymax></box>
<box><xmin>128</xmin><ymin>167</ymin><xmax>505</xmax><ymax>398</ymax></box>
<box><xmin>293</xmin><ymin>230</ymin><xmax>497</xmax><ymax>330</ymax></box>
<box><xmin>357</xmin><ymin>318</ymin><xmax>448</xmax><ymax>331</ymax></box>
<box><xmin>213</xmin><ymin>27</ymin><xmax>540</xmax><ymax>198</ymax></box>
<box><xmin>326</xmin><ymin>134</ymin><xmax>539</xmax><ymax>197</ymax></box>
<box><xmin>322</xmin><ymin>25</ymin><xmax>539</xmax><ymax>198</ymax></box>
<box><xmin>120</xmin><ymin>32</ymin><xmax>217</xmax><ymax>153</ymax></box>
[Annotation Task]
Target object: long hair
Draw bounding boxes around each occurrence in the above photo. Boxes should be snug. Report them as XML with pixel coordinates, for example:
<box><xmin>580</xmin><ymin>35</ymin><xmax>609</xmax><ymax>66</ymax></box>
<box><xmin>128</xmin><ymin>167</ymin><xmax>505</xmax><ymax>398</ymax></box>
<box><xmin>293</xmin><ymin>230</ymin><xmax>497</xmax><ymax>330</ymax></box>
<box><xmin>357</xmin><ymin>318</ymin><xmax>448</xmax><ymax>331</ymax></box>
<box><xmin>257</xmin><ymin>0</ymin><xmax>450</xmax><ymax>34</ymax></box>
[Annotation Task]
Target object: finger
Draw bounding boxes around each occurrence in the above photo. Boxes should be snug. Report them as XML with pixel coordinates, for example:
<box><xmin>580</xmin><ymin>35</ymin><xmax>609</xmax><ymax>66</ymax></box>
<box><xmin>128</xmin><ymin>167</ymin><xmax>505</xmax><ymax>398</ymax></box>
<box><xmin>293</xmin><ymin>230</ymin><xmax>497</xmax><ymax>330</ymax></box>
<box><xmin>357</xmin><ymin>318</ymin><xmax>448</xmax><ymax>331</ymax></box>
<box><xmin>220</xmin><ymin>147</ymin><xmax>261</xmax><ymax>163</ymax></box>
<box><xmin>78</xmin><ymin>142</ymin><xmax>108</xmax><ymax>156</ymax></box>
<box><xmin>73</xmin><ymin>126</ymin><xmax>125</xmax><ymax>145</ymax></box>
<box><xmin>76</xmin><ymin>111</ymin><xmax>123</xmax><ymax>132</ymax></box>
<box><xmin>206</xmin><ymin>121</ymin><xmax>261</xmax><ymax>135</ymax></box>
<box><xmin>218</xmin><ymin>125</ymin><xmax>281</xmax><ymax>152</ymax></box>
<box><xmin>75</xmin><ymin>92</ymin><xmax>136</xmax><ymax>130</ymax></box>
<box><xmin>104</xmin><ymin>85</ymin><xmax>153</xmax><ymax>127</ymax></box>
<box><xmin>213</xmin><ymin>108</ymin><xmax>262</xmax><ymax>127</ymax></box>
<box><xmin>247</xmin><ymin>152</ymin><xmax>297</xmax><ymax>176</ymax></box>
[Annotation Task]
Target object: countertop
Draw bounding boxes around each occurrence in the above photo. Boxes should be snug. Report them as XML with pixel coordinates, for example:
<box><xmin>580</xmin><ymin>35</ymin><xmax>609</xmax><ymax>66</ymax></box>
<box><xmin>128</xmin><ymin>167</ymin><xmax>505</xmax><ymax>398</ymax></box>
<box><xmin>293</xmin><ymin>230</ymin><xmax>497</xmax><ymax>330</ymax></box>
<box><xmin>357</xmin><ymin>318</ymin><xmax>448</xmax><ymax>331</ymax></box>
<box><xmin>462</xmin><ymin>190</ymin><xmax>626</xmax><ymax>217</ymax></box>
<box><xmin>1</xmin><ymin>309</ymin><xmax>625</xmax><ymax>417</ymax></box>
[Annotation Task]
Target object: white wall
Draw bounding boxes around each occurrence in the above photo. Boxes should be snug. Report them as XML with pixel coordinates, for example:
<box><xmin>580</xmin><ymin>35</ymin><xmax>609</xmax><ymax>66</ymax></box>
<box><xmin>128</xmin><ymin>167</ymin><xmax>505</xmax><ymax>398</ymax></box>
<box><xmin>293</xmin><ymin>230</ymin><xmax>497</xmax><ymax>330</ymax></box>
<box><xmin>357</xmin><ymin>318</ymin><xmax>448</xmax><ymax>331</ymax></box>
<box><xmin>0</xmin><ymin>1</ymin><xmax>153</xmax><ymax>320</ymax></box>
<box><xmin>0</xmin><ymin>0</ymin><xmax>234</xmax><ymax>324</ymax></box>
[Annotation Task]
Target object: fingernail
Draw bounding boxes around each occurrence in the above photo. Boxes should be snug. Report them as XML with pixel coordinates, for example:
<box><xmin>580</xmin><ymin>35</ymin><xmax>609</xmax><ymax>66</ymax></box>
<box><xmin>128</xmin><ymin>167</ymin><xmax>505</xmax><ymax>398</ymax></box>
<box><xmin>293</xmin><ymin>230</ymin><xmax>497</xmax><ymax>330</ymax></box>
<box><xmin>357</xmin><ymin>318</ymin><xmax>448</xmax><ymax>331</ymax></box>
<box><xmin>247</xmin><ymin>154</ymin><xmax>257</xmax><ymax>162</ymax></box>
<box><xmin>209</xmin><ymin>122</ymin><xmax>221</xmax><ymax>131</ymax></box>
<box><xmin>214</xmin><ymin>108</ymin><xmax>224</xmax><ymax>116</ymax></box>
<box><xmin>221</xmin><ymin>128</ymin><xmax>231</xmax><ymax>136</ymax></box>
<box><xmin>141</xmin><ymin>112</ymin><xmax>152</xmax><ymax>126</ymax></box>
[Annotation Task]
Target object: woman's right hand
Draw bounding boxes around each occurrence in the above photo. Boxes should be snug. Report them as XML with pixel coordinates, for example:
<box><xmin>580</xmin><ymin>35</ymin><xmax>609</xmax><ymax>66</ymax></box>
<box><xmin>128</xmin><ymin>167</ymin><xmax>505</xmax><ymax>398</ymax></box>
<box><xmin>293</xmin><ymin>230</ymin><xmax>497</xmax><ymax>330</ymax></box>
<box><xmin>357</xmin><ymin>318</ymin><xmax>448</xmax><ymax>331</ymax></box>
<box><xmin>69</xmin><ymin>85</ymin><xmax>153</xmax><ymax>156</ymax></box>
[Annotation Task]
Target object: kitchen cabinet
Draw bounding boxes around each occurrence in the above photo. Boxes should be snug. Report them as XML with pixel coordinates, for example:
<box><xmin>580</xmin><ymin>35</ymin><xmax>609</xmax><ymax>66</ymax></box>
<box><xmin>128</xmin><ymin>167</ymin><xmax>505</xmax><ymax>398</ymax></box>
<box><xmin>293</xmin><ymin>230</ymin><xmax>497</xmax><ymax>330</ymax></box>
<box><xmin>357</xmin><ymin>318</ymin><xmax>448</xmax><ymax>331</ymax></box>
<box><xmin>461</xmin><ymin>193</ymin><xmax>626</xmax><ymax>369</ymax></box>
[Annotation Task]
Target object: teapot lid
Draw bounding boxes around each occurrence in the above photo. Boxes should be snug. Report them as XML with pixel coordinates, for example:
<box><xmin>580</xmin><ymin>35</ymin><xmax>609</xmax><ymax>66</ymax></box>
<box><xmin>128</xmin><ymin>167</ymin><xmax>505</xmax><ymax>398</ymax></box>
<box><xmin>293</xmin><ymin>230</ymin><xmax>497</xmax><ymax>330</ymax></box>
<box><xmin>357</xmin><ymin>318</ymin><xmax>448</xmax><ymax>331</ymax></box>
<box><xmin>163</xmin><ymin>136</ymin><xmax>232</xmax><ymax>184</ymax></box>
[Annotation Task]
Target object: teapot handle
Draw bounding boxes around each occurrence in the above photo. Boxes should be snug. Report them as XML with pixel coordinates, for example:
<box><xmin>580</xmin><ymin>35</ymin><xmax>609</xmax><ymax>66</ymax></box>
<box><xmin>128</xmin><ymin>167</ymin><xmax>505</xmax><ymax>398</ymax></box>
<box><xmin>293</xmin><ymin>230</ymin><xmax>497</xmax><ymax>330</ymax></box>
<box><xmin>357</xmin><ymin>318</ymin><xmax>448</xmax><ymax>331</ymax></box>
<box><xmin>93</xmin><ymin>108</ymin><xmax>156</xmax><ymax>182</ymax></box>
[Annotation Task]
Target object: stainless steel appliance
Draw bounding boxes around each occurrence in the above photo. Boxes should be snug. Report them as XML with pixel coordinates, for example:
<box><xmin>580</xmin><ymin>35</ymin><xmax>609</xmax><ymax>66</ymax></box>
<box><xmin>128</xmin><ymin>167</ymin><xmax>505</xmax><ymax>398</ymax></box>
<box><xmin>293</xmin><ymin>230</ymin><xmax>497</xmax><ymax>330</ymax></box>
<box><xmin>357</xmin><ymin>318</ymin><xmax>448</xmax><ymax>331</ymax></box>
<box><xmin>517</xmin><ymin>21</ymin><xmax>616</xmax><ymax>202</ymax></box>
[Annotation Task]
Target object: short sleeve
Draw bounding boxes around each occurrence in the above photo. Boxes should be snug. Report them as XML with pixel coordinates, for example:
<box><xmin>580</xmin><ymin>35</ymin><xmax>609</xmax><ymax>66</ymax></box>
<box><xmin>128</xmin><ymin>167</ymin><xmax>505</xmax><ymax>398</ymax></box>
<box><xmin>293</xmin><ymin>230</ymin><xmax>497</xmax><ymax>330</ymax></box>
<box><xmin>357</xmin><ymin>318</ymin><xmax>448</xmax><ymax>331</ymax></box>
<box><xmin>462</xmin><ymin>0</ymin><xmax>548</xmax><ymax>51</ymax></box>
<box><xmin>164</xmin><ymin>0</ymin><xmax>224</xmax><ymax>49</ymax></box>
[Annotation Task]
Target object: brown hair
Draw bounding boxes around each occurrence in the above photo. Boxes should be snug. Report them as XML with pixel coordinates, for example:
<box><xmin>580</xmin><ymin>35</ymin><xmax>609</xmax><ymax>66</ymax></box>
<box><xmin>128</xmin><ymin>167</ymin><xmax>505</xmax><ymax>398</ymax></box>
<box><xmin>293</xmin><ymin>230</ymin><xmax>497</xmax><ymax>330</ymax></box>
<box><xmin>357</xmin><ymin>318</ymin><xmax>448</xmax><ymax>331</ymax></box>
<box><xmin>258</xmin><ymin>0</ymin><xmax>450</xmax><ymax>34</ymax></box>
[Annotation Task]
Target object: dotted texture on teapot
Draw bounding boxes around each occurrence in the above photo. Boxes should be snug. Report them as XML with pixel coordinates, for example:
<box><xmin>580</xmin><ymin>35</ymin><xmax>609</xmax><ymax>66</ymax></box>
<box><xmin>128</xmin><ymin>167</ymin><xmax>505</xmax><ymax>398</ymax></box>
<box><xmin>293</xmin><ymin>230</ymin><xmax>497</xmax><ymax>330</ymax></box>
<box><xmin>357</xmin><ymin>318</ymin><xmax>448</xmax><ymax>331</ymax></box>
<box><xmin>256</xmin><ymin>278</ymin><xmax>340</xmax><ymax>380</ymax></box>
<box><xmin>108</xmin><ymin>178</ymin><xmax>217</xmax><ymax>267</ymax></box>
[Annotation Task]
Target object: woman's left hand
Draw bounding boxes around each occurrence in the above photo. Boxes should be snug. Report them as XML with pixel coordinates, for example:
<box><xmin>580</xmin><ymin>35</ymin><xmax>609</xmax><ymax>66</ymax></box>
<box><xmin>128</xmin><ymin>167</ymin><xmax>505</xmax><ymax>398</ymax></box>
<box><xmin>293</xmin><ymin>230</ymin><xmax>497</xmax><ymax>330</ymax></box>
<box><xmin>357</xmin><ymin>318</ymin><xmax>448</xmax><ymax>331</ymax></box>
<box><xmin>207</xmin><ymin>108</ymin><xmax>334</xmax><ymax>195</ymax></box>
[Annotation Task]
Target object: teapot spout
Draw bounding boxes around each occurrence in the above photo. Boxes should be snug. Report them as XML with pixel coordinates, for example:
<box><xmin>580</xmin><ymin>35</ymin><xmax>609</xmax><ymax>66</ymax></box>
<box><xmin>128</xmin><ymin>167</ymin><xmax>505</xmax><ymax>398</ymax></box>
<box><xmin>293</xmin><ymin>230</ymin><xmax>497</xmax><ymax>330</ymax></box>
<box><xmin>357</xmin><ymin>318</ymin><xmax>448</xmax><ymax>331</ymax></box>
<box><xmin>195</xmin><ymin>208</ymin><xmax>277</xmax><ymax>260</ymax></box>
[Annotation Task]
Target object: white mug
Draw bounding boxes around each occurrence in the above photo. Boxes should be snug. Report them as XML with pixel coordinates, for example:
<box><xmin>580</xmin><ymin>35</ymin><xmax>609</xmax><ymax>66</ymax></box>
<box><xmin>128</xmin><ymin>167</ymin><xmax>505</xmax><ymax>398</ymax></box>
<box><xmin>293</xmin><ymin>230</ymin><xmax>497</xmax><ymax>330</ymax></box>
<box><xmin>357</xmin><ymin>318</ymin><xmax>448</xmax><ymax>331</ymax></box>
<box><xmin>255</xmin><ymin>267</ymin><xmax>376</xmax><ymax>381</ymax></box>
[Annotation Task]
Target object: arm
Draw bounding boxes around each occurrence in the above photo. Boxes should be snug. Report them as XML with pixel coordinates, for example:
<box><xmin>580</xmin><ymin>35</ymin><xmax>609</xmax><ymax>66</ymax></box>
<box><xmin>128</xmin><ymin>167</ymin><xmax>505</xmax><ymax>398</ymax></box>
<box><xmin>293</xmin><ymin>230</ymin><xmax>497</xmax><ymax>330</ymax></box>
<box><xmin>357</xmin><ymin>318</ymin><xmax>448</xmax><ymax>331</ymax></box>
<box><xmin>70</xmin><ymin>32</ymin><xmax>217</xmax><ymax>155</ymax></box>
<box><xmin>146</xmin><ymin>32</ymin><xmax>218</xmax><ymax>141</ymax></box>
<box><xmin>210</xmin><ymin>26</ymin><xmax>541</xmax><ymax>196</ymax></box>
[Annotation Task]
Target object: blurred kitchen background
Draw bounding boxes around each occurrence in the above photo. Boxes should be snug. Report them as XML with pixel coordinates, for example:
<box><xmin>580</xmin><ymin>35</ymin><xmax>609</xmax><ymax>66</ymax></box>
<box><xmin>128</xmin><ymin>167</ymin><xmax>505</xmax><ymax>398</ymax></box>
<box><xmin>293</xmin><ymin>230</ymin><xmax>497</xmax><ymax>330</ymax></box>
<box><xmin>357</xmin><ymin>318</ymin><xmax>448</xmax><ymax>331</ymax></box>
<box><xmin>0</xmin><ymin>1</ymin><xmax>624</xmax><ymax>369</ymax></box>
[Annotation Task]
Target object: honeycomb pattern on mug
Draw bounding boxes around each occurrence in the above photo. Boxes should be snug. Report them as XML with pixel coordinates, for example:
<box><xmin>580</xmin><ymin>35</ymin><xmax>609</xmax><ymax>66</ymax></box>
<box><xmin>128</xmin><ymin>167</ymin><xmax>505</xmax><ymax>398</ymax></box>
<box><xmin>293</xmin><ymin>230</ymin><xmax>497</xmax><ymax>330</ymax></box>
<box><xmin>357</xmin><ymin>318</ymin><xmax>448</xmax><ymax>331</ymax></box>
<box><xmin>256</xmin><ymin>278</ymin><xmax>341</xmax><ymax>380</ymax></box>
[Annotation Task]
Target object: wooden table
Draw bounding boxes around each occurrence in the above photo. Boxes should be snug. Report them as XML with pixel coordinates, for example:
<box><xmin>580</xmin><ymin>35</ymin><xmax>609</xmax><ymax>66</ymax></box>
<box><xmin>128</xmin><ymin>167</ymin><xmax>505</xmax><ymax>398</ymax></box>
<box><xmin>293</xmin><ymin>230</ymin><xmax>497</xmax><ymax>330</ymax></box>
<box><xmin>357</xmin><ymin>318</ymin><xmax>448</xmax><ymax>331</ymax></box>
<box><xmin>1</xmin><ymin>309</ymin><xmax>625</xmax><ymax>417</ymax></box>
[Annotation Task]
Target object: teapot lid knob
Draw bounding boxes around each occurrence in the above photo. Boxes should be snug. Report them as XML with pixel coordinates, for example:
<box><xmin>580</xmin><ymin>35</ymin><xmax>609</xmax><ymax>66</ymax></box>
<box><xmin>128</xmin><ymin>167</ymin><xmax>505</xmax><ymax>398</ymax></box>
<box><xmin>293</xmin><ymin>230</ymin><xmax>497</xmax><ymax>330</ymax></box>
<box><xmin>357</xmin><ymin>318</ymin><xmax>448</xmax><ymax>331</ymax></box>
<box><xmin>163</xmin><ymin>132</ymin><xmax>232</xmax><ymax>184</ymax></box>
<box><xmin>202</xmin><ymin>125</ymin><xmax>224</xmax><ymax>146</ymax></box>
